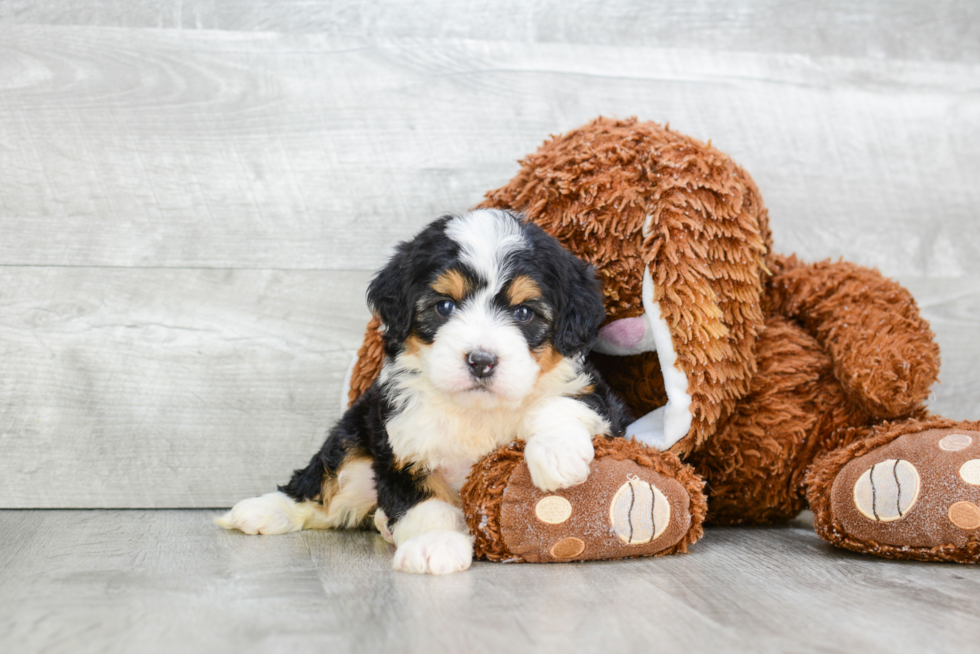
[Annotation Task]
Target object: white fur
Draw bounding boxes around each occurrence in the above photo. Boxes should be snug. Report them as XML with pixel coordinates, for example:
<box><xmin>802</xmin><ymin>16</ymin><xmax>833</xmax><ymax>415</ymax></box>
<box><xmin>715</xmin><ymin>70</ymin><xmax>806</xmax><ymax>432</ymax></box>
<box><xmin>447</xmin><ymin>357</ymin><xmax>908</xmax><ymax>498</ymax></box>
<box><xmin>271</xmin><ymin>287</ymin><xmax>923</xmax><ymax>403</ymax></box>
<box><xmin>445</xmin><ymin>209</ymin><xmax>527</xmax><ymax>294</ymax></box>
<box><xmin>214</xmin><ymin>491</ymin><xmax>324</xmax><ymax>535</ymax></box>
<box><xmin>381</xmin><ymin>354</ymin><xmax>596</xmax><ymax>475</ymax></box>
<box><xmin>216</xmin><ymin>459</ymin><xmax>377</xmax><ymax>534</ymax></box>
<box><xmin>521</xmin><ymin>395</ymin><xmax>610</xmax><ymax>491</ymax></box>
<box><xmin>392</xmin><ymin>530</ymin><xmax>474</xmax><ymax>575</ymax></box>
<box><xmin>391</xmin><ymin>499</ymin><xmax>473</xmax><ymax>574</ymax></box>
<box><xmin>422</xmin><ymin>291</ymin><xmax>541</xmax><ymax>408</ymax></box>
<box><xmin>625</xmin><ymin>266</ymin><xmax>693</xmax><ymax>450</ymax></box>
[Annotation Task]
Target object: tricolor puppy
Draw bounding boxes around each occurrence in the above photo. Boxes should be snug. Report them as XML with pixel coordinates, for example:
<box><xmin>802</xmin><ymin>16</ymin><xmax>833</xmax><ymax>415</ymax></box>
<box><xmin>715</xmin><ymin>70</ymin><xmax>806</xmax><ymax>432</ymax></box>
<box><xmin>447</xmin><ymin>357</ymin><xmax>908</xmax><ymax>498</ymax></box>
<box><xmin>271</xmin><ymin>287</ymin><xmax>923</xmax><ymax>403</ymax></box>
<box><xmin>217</xmin><ymin>209</ymin><xmax>629</xmax><ymax>574</ymax></box>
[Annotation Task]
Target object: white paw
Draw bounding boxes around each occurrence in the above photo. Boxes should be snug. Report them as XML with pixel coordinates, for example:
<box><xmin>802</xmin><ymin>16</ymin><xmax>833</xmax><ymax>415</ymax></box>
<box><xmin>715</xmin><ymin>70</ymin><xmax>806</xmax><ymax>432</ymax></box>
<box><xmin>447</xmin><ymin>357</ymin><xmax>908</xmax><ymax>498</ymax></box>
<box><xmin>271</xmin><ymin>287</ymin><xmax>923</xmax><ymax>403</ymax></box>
<box><xmin>392</xmin><ymin>530</ymin><xmax>473</xmax><ymax>575</ymax></box>
<box><xmin>214</xmin><ymin>491</ymin><xmax>302</xmax><ymax>535</ymax></box>
<box><xmin>525</xmin><ymin>431</ymin><xmax>595</xmax><ymax>491</ymax></box>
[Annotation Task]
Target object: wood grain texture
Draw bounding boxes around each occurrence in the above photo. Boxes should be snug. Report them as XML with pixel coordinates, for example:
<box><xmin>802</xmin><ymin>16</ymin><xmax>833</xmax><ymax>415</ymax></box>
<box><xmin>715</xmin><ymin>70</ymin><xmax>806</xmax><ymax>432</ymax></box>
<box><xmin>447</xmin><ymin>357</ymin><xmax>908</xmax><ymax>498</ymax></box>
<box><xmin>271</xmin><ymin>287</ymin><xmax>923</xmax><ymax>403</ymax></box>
<box><xmin>907</xmin><ymin>278</ymin><xmax>980</xmax><ymax>421</ymax></box>
<box><xmin>0</xmin><ymin>268</ymin><xmax>371</xmax><ymax>507</ymax></box>
<box><xmin>3</xmin><ymin>509</ymin><xmax>980</xmax><ymax>654</ymax></box>
<box><xmin>0</xmin><ymin>26</ymin><xmax>976</xmax><ymax>276</ymax></box>
<box><xmin>4</xmin><ymin>0</ymin><xmax>979</xmax><ymax>63</ymax></box>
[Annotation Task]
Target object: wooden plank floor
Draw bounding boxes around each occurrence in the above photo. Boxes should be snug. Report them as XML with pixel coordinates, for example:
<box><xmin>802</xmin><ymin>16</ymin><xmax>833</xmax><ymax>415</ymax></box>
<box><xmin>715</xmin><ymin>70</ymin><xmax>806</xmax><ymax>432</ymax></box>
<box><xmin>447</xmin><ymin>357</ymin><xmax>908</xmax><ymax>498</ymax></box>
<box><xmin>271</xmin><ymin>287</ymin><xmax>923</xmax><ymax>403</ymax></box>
<box><xmin>3</xmin><ymin>509</ymin><xmax>979</xmax><ymax>654</ymax></box>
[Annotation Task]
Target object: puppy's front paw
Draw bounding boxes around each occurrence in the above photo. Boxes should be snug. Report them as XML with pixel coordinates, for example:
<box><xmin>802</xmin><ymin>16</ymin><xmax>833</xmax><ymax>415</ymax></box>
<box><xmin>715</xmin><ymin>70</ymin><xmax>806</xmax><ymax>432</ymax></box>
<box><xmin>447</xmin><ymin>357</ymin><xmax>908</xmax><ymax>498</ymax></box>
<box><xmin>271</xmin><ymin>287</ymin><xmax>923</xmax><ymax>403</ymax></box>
<box><xmin>214</xmin><ymin>491</ymin><xmax>302</xmax><ymax>535</ymax></box>
<box><xmin>392</xmin><ymin>530</ymin><xmax>473</xmax><ymax>575</ymax></box>
<box><xmin>525</xmin><ymin>432</ymin><xmax>595</xmax><ymax>491</ymax></box>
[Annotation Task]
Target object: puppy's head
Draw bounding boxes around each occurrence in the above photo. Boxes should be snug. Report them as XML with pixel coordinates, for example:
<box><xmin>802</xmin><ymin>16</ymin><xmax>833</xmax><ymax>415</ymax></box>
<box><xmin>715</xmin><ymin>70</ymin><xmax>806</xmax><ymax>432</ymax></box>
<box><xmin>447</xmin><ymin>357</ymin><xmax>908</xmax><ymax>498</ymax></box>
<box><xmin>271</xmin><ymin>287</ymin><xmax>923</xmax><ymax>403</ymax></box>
<box><xmin>368</xmin><ymin>209</ymin><xmax>605</xmax><ymax>408</ymax></box>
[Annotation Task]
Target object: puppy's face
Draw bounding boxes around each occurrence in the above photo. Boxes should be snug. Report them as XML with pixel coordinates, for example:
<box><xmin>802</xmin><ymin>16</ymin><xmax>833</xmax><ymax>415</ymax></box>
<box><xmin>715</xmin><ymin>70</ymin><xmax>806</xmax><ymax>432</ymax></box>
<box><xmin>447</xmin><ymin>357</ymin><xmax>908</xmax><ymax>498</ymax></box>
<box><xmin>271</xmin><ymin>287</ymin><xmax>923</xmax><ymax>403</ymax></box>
<box><xmin>368</xmin><ymin>210</ymin><xmax>605</xmax><ymax>409</ymax></box>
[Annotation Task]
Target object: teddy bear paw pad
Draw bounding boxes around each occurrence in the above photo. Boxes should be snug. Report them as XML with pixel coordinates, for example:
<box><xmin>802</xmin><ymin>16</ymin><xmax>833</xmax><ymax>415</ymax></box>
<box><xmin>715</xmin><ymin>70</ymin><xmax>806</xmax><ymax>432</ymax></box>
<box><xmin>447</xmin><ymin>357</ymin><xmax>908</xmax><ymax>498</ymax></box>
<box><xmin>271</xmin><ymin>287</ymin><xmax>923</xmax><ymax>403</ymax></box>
<box><xmin>831</xmin><ymin>427</ymin><xmax>980</xmax><ymax>553</ymax></box>
<box><xmin>497</xmin><ymin>453</ymin><xmax>693</xmax><ymax>562</ymax></box>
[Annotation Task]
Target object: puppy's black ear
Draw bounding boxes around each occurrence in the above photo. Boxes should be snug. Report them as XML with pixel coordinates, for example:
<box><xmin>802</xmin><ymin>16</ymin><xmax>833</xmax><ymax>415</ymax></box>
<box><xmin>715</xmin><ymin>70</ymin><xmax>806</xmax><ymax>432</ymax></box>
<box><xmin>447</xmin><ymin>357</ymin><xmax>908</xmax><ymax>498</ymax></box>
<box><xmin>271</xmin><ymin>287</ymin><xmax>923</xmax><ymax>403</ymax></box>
<box><xmin>527</xmin><ymin>224</ymin><xmax>606</xmax><ymax>357</ymax></box>
<box><xmin>366</xmin><ymin>242</ymin><xmax>414</xmax><ymax>347</ymax></box>
<box><xmin>366</xmin><ymin>215</ymin><xmax>458</xmax><ymax>354</ymax></box>
<box><xmin>553</xmin><ymin>257</ymin><xmax>606</xmax><ymax>356</ymax></box>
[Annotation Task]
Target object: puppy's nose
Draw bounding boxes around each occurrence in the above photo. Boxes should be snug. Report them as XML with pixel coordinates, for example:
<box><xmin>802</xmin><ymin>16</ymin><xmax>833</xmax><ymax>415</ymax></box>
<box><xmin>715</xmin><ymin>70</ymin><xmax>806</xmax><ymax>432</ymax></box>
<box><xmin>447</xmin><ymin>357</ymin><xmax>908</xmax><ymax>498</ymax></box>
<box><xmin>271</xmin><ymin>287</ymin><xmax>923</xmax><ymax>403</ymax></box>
<box><xmin>466</xmin><ymin>350</ymin><xmax>498</xmax><ymax>378</ymax></box>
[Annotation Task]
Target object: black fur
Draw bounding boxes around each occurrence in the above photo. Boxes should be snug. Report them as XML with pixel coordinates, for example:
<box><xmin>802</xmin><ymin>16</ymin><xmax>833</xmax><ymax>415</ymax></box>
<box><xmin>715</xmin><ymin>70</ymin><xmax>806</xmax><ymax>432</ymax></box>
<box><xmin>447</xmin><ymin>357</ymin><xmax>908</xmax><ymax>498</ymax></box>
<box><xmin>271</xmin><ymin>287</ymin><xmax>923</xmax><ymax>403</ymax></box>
<box><xmin>515</xmin><ymin>223</ymin><xmax>607</xmax><ymax>357</ymax></box>
<box><xmin>366</xmin><ymin>215</ymin><xmax>459</xmax><ymax>357</ymax></box>
<box><xmin>279</xmin><ymin>383</ymin><xmax>433</xmax><ymax>524</ymax></box>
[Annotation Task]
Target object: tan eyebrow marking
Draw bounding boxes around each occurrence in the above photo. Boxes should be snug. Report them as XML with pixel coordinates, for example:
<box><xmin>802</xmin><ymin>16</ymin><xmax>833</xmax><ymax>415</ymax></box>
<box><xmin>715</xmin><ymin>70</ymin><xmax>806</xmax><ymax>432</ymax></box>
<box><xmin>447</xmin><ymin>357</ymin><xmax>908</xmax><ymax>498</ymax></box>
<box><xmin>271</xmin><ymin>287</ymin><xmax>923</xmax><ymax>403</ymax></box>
<box><xmin>507</xmin><ymin>275</ymin><xmax>542</xmax><ymax>305</ymax></box>
<box><xmin>431</xmin><ymin>269</ymin><xmax>471</xmax><ymax>302</ymax></box>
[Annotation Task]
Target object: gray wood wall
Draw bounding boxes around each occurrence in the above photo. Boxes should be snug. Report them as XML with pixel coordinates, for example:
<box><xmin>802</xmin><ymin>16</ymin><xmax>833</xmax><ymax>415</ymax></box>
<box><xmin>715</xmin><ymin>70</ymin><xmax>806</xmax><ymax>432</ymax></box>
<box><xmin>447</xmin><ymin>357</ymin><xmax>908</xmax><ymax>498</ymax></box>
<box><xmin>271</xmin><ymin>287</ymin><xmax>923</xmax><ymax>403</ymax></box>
<box><xmin>1</xmin><ymin>1</ymin><xmax>977</xmax><ymax>508</ymax></box>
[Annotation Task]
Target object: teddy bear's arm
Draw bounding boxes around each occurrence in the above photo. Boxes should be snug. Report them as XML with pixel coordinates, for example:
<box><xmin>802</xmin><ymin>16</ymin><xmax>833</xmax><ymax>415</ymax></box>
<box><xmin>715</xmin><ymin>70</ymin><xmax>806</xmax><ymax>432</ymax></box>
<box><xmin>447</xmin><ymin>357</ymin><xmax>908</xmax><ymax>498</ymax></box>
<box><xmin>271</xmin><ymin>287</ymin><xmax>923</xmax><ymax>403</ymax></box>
<box><xmin>769</xmin><ymin>256</ymin><xmax>939</xmax><ymax>420</ymax></box>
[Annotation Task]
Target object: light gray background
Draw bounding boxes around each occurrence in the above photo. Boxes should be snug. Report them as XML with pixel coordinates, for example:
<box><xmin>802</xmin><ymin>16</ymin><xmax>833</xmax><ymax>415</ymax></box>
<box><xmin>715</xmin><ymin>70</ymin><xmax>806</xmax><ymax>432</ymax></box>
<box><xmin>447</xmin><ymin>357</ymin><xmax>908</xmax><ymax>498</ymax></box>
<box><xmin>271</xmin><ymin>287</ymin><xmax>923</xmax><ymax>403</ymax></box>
<box><xmin>0</xmin><ymin>1</ymin><xmax>978</xmax><ymax>508</ymax></box>
<box><xmin>3</xmin><ymin>4</ymin><xmax>980</xmax><ymax>654</ymax></box>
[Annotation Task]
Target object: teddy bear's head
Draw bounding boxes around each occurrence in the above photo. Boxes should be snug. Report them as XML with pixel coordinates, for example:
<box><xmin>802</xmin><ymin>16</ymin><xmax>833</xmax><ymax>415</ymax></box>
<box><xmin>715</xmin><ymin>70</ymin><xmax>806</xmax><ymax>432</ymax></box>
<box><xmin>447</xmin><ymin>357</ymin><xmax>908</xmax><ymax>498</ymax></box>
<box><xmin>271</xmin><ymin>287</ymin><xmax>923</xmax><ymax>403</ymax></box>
<box><xmin>479</xmin><ymin>117</ymin><xmax>774</xmax><ymax>454</ymax></box>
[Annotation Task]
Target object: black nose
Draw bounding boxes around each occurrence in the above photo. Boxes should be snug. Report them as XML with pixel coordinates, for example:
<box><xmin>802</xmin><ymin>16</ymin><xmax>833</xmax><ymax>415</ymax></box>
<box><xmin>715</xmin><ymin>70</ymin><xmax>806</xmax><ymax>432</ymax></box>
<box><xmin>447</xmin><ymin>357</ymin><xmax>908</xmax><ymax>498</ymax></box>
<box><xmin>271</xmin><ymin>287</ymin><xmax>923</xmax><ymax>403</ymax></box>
<box><xmin>466</xmin><ymin>350</ymin><xmax>498</xmax><ymax>378</ymax></box>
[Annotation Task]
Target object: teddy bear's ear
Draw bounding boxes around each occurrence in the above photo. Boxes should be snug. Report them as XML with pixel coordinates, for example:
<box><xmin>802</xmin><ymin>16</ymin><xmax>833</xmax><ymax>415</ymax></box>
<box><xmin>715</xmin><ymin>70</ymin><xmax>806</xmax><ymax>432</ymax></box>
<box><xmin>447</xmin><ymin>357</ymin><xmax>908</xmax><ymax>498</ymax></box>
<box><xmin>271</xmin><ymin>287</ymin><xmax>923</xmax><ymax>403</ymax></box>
<box><xmin>478</xmin><ymin>117</ymin><xmax>773</xmax><ymax>456</ymax></box>
<box><xmin>639</xmin><ymin>153</ymin><xmax>771</xmax><ymax>454</ymax></box>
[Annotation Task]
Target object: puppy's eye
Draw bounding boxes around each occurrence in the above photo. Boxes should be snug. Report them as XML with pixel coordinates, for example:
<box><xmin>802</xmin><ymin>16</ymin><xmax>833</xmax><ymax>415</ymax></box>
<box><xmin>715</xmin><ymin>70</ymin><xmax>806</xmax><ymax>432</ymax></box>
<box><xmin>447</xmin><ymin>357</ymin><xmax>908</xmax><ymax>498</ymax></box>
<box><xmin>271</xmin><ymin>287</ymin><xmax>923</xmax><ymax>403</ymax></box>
<box><xmin>436</xmin><ymin>300</ymin><xmax>456</xmax><ymax>317</ymax></box>
<box><xmin>513</xmin><ymin>306</ymin><xmax>533</xmax><ymax>323</ymax></box>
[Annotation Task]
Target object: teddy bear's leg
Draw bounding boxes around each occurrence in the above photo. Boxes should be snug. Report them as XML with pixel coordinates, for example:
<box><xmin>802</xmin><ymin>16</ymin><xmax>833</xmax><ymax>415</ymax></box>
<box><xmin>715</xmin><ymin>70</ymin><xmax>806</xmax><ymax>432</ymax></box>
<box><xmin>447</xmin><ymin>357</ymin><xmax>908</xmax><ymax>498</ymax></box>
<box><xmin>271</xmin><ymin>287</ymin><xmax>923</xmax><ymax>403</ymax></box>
<box><xmin>690</xmin><ymin>315</ymin><xmax>871</xmax><ymax>525</ymax></box>
<box><xmin>462</xmin><ymin>437</ymin><xmax>707</xmax><ymax>562</ymax></box>
<box><xmin>806</xmin><ymin>418</ymin><xmax>980</xmax><ymax>562</ymax></box>
<box><xmin>768</xmin><ymin>255</ymin><xmax>939</xmax><ymax>420</ymax></box>
<box><xmin>346</xmin><ymin>317</ymin><xmax>384</xmax><ymax>407</ymax></box>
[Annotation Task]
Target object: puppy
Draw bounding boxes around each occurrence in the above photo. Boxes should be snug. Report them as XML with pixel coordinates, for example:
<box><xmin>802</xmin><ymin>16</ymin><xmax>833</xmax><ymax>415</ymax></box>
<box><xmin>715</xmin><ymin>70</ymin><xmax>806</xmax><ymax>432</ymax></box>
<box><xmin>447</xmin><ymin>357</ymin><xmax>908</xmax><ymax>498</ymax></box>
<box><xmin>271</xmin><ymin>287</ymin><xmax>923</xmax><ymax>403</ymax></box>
<box><xmin>217</xmin><ymin>209</ymin><xmax>629</xmax><ymax>574</ymax></box>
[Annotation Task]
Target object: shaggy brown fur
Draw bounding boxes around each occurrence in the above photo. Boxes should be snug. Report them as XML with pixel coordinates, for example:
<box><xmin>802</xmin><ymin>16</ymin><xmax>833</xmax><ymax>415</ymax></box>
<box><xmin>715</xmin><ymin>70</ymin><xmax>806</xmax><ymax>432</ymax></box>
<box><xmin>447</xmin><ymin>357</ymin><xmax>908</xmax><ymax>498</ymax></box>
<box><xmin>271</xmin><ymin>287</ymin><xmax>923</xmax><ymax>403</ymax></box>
<box><xmin>461</xmin><ymin>436</ymin><xmax>707</xmax><ymax>562</ymax></box>
<box><xmin>767</xmin><ymin>254</ymin><xmax>939</xmax><ymax>420</ymax></box>
<box><xmin>348</xmin><ymin>316</ymin><xmax>384</xmax><ymax>407</ymax></box>
<box><xmin>690</xmin><ymin>315</ymin><xmax>870</xmax><ymax>524</ymax></box>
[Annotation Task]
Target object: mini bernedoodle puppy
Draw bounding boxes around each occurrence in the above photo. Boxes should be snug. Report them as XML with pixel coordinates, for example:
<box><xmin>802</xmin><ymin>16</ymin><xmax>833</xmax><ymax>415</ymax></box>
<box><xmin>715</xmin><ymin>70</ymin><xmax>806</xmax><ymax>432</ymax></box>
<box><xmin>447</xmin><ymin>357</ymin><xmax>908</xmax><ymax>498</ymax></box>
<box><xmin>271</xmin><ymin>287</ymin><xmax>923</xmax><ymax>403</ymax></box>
<box><xmin>217</xmin><ymin>209</ymin><xmax>629</xmax><ymax>574</ymax></box>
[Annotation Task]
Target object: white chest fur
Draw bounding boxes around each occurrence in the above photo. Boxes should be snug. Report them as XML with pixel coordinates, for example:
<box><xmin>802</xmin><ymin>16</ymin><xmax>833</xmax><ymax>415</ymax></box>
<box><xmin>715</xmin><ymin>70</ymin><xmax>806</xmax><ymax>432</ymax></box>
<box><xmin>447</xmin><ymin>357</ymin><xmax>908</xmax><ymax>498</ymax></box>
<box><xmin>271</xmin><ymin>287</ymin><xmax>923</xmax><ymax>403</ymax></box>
<box><xmin>381</xmin><ymin>354</ymin><xmax>598</xmax><ymax>473</ymax></box>
<box><xmin>384</xmin><ymin>390</ymin><xmax>526</xmax><ymax>471</ymax></box>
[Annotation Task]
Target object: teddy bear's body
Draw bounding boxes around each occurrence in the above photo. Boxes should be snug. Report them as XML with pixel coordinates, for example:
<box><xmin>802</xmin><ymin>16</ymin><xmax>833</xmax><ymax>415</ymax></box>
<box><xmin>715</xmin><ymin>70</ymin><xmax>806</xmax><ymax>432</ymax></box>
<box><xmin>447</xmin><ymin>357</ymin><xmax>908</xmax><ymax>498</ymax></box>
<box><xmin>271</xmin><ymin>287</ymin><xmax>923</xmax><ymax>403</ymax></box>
<box><xmin>350</xmin><ymin>118</ymin><xmax>980</xmax><ymax>563</ymax></box>
<box><xmin>477</xmin><ymin>117</ymin><xmax>940</xmax><ymax>526</ymax></box>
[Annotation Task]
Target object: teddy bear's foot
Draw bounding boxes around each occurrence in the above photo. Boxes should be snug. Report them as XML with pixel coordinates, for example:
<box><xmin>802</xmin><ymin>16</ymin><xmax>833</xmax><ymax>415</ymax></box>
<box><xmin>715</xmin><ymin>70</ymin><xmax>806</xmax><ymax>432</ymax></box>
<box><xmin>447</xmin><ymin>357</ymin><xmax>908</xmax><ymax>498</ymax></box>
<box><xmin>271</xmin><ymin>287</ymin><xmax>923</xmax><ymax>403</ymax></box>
<box><xmin>461</xmin><ymin>437</ymin><xmax>707</xmax><ymax>563</ymax></box>
<box><xmin>808</xmin><ymin>419</ymin><xmax>980</xmax><ymax>562</ymax></box>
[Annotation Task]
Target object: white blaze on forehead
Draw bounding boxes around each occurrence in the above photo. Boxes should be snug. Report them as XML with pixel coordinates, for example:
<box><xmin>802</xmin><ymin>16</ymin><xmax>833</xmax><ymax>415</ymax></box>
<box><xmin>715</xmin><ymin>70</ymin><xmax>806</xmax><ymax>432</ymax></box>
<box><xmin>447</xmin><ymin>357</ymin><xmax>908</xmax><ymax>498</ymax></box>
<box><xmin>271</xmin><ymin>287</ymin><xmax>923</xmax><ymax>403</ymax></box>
<box><xmin>445</xmin><ymin>209</ymin><xmax>528</xmax><ymax>293</ymax></box>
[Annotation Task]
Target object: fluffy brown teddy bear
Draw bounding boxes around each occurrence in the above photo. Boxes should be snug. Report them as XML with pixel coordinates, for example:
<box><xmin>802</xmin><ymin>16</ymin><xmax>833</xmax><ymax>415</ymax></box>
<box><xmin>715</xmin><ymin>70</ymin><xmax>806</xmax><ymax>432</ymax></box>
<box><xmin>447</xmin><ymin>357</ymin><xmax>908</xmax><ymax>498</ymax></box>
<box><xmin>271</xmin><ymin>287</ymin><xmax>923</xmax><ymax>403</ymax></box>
<box><xmin>349</xmin><ymin>117</ymin><xmax>980</xmax><ymax>564</ymax></box>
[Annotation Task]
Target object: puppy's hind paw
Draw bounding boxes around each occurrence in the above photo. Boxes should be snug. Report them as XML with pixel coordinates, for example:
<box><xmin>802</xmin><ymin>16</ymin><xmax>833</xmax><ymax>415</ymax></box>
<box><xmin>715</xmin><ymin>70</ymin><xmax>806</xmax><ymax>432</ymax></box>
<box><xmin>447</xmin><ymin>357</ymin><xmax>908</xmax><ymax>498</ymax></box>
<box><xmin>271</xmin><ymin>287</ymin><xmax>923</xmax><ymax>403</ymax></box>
<box><xmin>393</xmin><ymin>530</ymin><xmax>474</xmax><ymax>575</ymax></box>
<box><xmin>214</xmin><ymin>491</ymin><xmax>304</xmax><ymax>535</ymax></box>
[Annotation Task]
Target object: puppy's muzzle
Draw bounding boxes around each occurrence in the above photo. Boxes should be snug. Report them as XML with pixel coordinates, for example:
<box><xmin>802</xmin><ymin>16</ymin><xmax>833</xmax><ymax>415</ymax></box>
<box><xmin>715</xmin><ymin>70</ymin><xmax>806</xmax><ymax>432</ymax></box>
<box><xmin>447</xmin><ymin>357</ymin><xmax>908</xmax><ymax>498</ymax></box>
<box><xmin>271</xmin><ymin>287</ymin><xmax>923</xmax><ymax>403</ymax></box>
<box><xmin>466</xmin><ymin>350</ymin><xmax>498</xmax><ymax>379</ymax></box>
